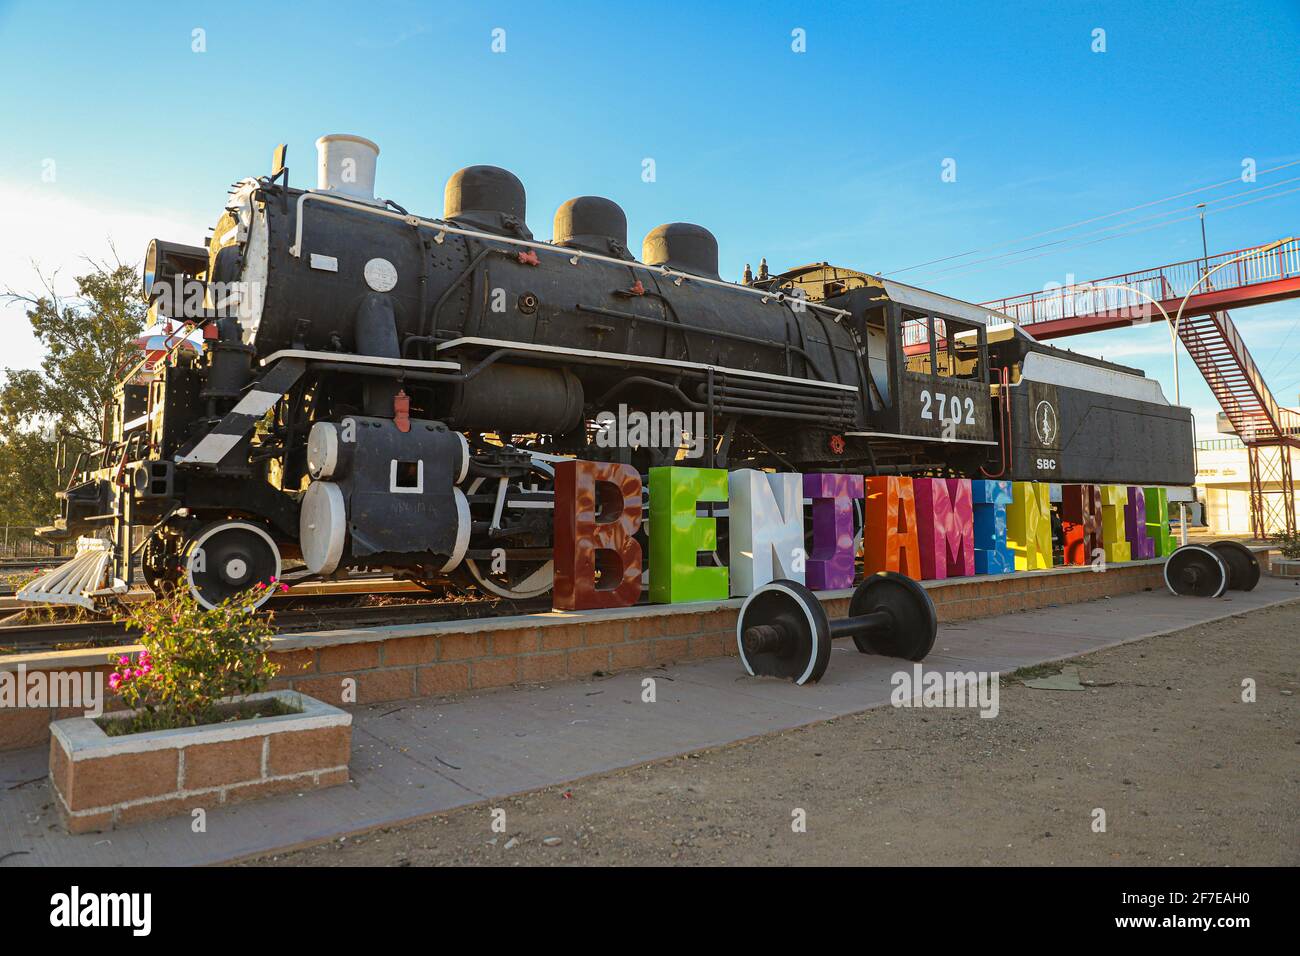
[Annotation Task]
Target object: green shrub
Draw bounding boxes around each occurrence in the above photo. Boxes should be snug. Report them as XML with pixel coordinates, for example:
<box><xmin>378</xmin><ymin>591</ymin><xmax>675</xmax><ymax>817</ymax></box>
<box><xmin>108</xmin><ymin>583</ymin><xmax>283</xmax><ymax>734</ymax></box>
<box><xmin>1271</xmin><ymin>532</ymin><xmax>1300</xmax><ymax>560</ymax></box>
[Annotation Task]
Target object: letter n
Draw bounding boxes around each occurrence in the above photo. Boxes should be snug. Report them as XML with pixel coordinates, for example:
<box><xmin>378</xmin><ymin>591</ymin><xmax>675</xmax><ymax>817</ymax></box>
<box><xmin>728</xmin><ymin>470</ymin><xmax>805</xmax><ymax>595</ymax></box>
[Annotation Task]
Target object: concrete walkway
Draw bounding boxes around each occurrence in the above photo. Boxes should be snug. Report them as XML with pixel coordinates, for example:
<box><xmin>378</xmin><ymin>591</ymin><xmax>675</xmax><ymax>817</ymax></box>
<box><xmin>2</xmin><ymin>576</ymin><xmax>1296</xmax><ymax>866</ymax></box>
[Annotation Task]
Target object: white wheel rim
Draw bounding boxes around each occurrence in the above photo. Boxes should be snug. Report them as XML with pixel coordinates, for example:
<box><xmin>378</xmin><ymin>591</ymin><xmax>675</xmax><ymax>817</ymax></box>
<box><xmin>1163</xmin><ymin>544</ymin><xmax>1228</xmax><ymax>598</ymax></box>
<box><xmin>466</xmin><ymin>558</ymin><xmax>555</xmax><ymax>599</ymax></box>
<box><xmin>184</xmin><ymin>521</ymin><xmax>280</xmax><ymax>610</ymax></box>
<box><xmin>735</xmin><ymin>581</ymin><xmax>822</xmax><ymax>685</ymax></box>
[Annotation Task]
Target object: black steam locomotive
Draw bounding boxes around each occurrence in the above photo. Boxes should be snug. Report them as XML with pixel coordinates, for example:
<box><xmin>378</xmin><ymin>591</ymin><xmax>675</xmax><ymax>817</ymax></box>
<box><xmin>27</xmin><ymin>134</ymin><xmax>1193</xmax><ymax>609</ymax></box>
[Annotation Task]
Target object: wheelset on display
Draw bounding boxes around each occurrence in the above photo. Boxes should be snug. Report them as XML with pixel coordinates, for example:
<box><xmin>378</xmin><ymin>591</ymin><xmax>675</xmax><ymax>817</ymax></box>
<box><xmin>1163</xmin><ymin>540</ymin><xmax>1260</xmax><ymax>598</ymax></box>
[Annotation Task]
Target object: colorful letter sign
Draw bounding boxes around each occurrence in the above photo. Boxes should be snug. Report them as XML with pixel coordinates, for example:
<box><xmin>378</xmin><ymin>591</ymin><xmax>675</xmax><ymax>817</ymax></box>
<box><xmin>728</xmin><ymin>469</ymin><xmax>805</xmax><ymax>595</ymax></box>
<box><xmin>648</xmin><ymin>466</ymin><xmax>728</xmax><ymax>603</ymax></box>
<box><xmin>1144</xmin><ymin>486</ymin><xmax>1174</xmax><ymax>557</ymax></box>
<box><xmin>913</xmin><ymin>478</ymin><xmax>974</xmax><ymax>580</ymax></box>
<box><xmin>1060</xmin><ymin>484</ymin><xmax>1102</xmax><ymax>566</ymax></box>
<box><xmin>1125</xmin><ymin>486</ymin><xmax>1155</xmax><ymax>559</ymax></box>
<box><xmin>803</xmin><ymin>473</ymin><xmax>863</xmax><ymax>591</ymax></box>
<box><xmin>1100</xmin><ymin>484</ymin><xmax>1131</xmax><ymax>563</ymax></box>
<box><xmin>555</xmin><ymin>460</ymin><xmax>1174</xmax><ymax>611</ymax></box>
<box><xmin>971</xmin><ymin>479</ymin><xmax>1014</xmax><ymax>574</ymax></box>
<box><xmin>863</xmin><ymin>476</ymin><xmax>921</xmax><ymax>578</ymax></box>
<box><xmin>553</xmin><ymin>460</ymin><xmax>643</xmax><ymax>610</ymax></box>
<box><xmin>1008</xmin><ymin>481</ymin><xmax>1052</xmax><ymax>571</ymax></box>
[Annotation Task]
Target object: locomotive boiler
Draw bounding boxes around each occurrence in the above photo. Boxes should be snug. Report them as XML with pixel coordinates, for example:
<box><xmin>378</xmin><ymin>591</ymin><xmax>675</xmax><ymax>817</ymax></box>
<box><xmin>25</xmin><ymin>133</ymin><xmax>1195</xmax><ymax>610</ymax></box>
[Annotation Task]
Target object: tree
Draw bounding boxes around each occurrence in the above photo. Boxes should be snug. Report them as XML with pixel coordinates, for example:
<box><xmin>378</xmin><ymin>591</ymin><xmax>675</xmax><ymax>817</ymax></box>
<box><xmin>0</xmin><ymin>254</ymin><xmax>147</xmax><ymax>529</ymax></box>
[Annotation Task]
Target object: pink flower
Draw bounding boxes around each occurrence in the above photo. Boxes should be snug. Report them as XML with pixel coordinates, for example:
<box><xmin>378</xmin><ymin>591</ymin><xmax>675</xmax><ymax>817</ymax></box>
<box><xmin>279</xmin><ymin>583</ymin><xmax>289</xmax><ymax>593</ymax></box>
<box><xmin>118</xmin><ymin>655</ymin><xmax>129</xmax><ymax>666</ymax></box>
<box><xmin>108</xmin><ymin>673</ymin><xmax>121</xmax><ymax>690</ymax></box>
<box><xmin>269</xmin><ymin>576</ymin><xmax>277</xmax><ymax>584</ymax></box>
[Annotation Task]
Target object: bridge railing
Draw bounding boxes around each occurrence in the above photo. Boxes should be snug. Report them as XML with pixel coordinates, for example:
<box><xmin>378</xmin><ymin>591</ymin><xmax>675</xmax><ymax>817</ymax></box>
<box><xmin>982</xmin><ymin>239</ymin><xmax>1300</xmax><ymax>327</ymax></box>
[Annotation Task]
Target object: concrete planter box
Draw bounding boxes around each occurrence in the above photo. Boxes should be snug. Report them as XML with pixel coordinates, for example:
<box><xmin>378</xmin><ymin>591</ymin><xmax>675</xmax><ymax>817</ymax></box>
<box><xmin>1270</xmin><ymin>557</ymin><xmax>1300</xmax><ymax>578</ymax></box>
<box><xmin>48</xmin><ymin>690</ymin><xmax>351</xmax><ymax>834</ymax></box>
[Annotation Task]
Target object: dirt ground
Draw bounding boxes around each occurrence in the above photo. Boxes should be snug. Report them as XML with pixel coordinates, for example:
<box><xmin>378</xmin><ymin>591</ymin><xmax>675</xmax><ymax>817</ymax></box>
<box><xmin>245</xmin><ymin>601</ymin><xmax>1299</xmax><ymax>867</ymax></box>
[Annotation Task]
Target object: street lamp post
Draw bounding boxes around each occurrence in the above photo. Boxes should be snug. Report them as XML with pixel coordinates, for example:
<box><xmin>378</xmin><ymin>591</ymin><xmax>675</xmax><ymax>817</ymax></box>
<box><xmin>1196</xmin><ymin>202</ymin><xmax>1209</xmax><ymax>264</ymax></box>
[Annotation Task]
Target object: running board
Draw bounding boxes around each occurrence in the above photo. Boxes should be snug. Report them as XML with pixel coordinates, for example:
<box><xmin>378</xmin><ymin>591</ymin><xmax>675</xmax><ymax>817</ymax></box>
<box><xmin>15</xmin><ymin>538</ymin><xmax>122</xmax><ymax>610</ymax></box>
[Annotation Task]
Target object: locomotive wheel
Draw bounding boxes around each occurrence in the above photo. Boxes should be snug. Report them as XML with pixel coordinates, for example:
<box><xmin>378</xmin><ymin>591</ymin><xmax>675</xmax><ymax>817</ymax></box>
<box><xmin>466</xmin><ymin>558</ymin><xmax>555</xmax><ymax>600</ymax></box>
<box><xmin>736</xmin><ymin>580</ymin><xmax>832</xmax><ymax>685</ymax></box>
<box><xmin>141</xmin><ymin>531</ymin><xmax>179</xmax><ymax>598</ymax></box>
<box><xmin>464</xmin><ymin>471</ymin><xmax>554</xmax><ymax>600</ymax></box>
<box><xmin>183</xmin><ymin>520</ymin><xmax>281</xmax><ymax>610</ymax></box>
<box><xmin>848</xmin><ymin>572</ymin><xmax>938</xmax><ymax>661</ymax></box>
<box><xmin>1163</xmin><ymin>544</ymin><xmax>1228</xmax><ymax>598</ymax></box>
<box><xmin>1208</xmin><ymin>540</ymin><xmax>1260</xmax><ymax>592</ymax></box>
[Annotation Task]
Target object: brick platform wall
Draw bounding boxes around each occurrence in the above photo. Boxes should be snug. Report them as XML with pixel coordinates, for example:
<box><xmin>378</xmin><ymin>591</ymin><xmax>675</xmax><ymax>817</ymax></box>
<box><xmin>0</xmin><ymin>558</ymin><xmax>1185</xmax><ymax>751</ymax></box>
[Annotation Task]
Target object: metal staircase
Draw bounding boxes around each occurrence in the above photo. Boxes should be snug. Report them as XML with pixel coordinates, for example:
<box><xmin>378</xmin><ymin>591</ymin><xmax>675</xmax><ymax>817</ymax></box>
<box><xmin>1176</xmin><ymin>309</ymin><xmax>1298</xmax><ymax>536</ymax></box>
<box><xmin>1177</xmin><ymin>310</ymin><xmax>1300</xmax><ymax>443</ymax></box>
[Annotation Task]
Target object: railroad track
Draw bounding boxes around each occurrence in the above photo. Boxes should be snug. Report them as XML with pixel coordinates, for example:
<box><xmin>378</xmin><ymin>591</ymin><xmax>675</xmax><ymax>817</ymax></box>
<box><xmin>0</xmin><ymin>559</ymin><xmax>68</xmax><ymax>594</ymax></box>
<box><xmin>0</xmin><ymin>595</ymin><xmax>553</xmax><ymax>655</ymax></box>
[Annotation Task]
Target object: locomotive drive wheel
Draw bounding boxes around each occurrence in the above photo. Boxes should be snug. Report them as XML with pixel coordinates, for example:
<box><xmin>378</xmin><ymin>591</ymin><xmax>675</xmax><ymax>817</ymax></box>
<box><xmin>183</xmin><ymin>520</ymin><xmax>281</xmax><ymax>610</ymax></box>
<box><xmin>466</xmin><ymin>558</ymin><xmax>554</xmax><ymax>600</ymax></box>
<box><xmin>1163</xmin><ymin>544</ymin><xmax>1228</xmax><ymax>598</ymax></box>
<box><xmin>736</xmin><ymin>580</ymin><xmax>832</xmax><ymax>685</ymax></box>
<box><xmin>848</xmin><ymin>572</ymin><xmax>939</xmax><ymax>661</ymax></box>
<box><xmin>1208</xmin><ymin>540</ymin><xmax>1261</xmax><ymax>592</ymax></box>
<box><xmin>463</xmin><ymin>470</ymin><xmax>555</xmax><ymax>600</ymax></box>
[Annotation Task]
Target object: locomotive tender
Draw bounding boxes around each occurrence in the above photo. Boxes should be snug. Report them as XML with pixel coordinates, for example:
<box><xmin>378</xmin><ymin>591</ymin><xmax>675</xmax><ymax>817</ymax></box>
<box><xmin>29</xmin><ymin>134</ymin><xmax>1194</xmax><ymax>609</ymax></box>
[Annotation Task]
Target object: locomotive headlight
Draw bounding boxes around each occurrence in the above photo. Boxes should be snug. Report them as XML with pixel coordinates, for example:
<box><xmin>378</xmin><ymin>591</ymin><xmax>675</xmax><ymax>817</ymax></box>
<box><xmin>142</xmin><ymin>238</ymin><xmax>210</xmax><ymax>303</ymax></box>
<box><xmin>142</xmin><ymin>239</ymin><xmax>159</xmax><ymax>301</ymax></box>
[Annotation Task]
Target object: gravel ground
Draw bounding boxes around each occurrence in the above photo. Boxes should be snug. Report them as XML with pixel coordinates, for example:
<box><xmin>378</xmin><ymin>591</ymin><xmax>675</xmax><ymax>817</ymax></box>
<box><xmin>244</xmin><ymin>600</ymin><xmax>1299</xmax><ymax>866</ymax></box>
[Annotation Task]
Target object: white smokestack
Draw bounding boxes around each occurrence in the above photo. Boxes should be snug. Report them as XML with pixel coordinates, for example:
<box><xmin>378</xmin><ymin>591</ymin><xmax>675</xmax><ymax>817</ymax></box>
<box><xmin>315</xmin><ymin>134</ymin><xmax>380</xmax><ymax>203</ymax></box>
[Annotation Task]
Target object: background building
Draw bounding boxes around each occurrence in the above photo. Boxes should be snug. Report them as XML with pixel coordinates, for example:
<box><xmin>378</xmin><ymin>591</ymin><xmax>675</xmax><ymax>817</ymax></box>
<box><xmin>1195</xmin><ymin>406</ymin><xmax>1300</xmax><ymax>536</ymax></box>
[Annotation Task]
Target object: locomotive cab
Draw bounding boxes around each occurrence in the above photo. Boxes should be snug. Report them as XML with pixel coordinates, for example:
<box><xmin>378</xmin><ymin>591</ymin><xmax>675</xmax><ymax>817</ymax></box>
<box><xmin>761</xmin><ymin>264</ymin><xmax>1000</xmax><ymax>470</ymax></box>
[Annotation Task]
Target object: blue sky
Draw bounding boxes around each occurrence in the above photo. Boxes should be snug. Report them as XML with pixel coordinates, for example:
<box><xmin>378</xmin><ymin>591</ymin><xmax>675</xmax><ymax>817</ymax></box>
<box><xmin>1</xmin><ymin>0</ymin><xmax>1297</xmax><ymax>432</ymax></box>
